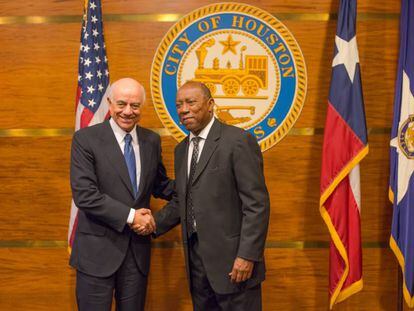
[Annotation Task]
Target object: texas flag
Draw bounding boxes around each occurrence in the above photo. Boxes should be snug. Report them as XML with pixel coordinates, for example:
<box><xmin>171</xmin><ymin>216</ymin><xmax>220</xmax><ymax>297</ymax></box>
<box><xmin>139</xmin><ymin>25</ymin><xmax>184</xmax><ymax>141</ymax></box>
<box><xmin>389</xmin><ymin>0</ymin><xmax>414</xmax><ymax>308</ymax></box>
<box><xmin>320</xmin><ymin>0</ymin><xmax>368</xmax><ymax>308</ymax></box>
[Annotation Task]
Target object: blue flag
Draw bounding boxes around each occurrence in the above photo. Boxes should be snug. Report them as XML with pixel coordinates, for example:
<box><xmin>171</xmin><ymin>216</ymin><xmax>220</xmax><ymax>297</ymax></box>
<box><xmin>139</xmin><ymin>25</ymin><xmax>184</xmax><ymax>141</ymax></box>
<box><xmin>389</xmin><ymin>0</ymin><xmax>414</xmax><ymax>307</ymax></box>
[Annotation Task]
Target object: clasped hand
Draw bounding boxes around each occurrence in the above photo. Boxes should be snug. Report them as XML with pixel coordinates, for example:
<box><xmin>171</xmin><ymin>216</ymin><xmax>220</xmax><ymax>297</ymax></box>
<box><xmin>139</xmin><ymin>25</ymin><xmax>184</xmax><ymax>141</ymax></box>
<box><xmin>130</xmin><ymin>208</ymin><xmax>156</xmax><ymax>236</ymax></box>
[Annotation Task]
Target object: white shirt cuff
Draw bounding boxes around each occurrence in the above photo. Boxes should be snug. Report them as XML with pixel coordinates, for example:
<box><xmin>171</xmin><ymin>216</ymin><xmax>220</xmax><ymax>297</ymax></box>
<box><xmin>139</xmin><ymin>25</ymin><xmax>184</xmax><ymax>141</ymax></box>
<box><xmin>127</xmin><ymin>208</ymin><xmax>135</xmax><ymax>224</ymax></box>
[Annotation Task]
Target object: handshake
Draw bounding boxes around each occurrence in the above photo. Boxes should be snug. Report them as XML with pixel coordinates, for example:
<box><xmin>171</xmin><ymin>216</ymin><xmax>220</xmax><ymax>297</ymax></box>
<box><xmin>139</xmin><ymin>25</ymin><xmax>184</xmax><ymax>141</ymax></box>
<box><xmin>130</xmin><ymin>208</ymin><xmax>156</xmax><ymax>236</ymax></box>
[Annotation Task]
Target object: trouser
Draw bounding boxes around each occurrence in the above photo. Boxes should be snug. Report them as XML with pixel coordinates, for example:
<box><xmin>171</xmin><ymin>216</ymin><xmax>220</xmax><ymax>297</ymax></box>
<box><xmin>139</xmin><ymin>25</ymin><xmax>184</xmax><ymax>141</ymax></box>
<box><xmin>188</xmin><ymin>233</ymin><xmax>262</xmax><ymax>311</ymax></box>
<box><xmin>76</xmin><ymin>246</ymin><xmax>147</xmax><ymax>311</ymax></box>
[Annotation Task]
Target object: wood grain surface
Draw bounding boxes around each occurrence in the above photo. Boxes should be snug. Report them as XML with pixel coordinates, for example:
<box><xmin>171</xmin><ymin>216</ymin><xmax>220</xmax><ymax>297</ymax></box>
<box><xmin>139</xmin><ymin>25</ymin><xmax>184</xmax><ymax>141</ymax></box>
<box><xmin>0</xmin><ymin>0</ymin><xmax>403</xmax><ymax>309</ymax></box>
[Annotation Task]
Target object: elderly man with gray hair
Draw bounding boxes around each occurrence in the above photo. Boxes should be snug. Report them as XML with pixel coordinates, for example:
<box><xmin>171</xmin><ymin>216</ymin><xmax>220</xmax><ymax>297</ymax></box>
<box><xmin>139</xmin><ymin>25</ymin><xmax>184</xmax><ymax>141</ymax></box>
<box><xmin>69</xmin><ymin>78</ymin><xmax>174</xmax><ymax>310</ymax></box>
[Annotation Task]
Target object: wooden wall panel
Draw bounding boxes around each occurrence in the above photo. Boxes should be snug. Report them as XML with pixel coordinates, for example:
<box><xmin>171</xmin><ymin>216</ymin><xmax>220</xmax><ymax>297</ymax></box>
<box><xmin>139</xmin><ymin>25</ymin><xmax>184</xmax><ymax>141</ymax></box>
<box><xmin>0</xmin><ymin>0</ymin><xmax>406</xmax><ymax>309</ymax></box>
<box><xmin>0</xmin><ymin>0</ymin><xmax>400</xmax><ymax>16</ymax></box>
<box><xmin>0</xmin><ymin>136</ymin><xmax>175</xmax><ymax>240</ymax></box>
<box><xmin>0</xmin><ymin>248</ymin><xmax>76</xmax><ymax>310</ymax></box>
<box><xmin>0</xmin><ymin>134</ymin><xmax>391</xmax><ymax>241</ymax></box>
<box><xmin>0</xmin><ymin>248</ymin><xmax>402</xmax><ymax>310</ymax></box>
<box><xmin>0</xmin><ymin>19</ymin><xmax>399</xmax><ymax>128</ymax></box>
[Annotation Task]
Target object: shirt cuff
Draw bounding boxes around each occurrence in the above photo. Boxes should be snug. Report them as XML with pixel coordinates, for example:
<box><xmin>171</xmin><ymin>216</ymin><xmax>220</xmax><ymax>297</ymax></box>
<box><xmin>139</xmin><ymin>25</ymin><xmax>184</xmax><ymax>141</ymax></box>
<box><xmin>127</xmin><ymin>208</ymin><xmax>135</xmax><ymax>225</ymax></box>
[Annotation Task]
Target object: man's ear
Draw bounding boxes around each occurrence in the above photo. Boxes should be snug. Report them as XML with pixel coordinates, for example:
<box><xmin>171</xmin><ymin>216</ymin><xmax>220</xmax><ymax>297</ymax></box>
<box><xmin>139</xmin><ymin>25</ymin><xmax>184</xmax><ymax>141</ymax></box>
<box><xmin>208</xmin><ymin>98</ymin><xmax>215</xmax><ymax>113</ymax></box>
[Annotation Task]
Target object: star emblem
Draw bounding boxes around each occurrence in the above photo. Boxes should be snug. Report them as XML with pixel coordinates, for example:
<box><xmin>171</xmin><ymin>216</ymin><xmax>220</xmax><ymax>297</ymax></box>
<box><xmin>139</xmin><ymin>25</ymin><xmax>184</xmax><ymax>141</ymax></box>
<box><xmin>88</xmin><ymin>99</ymin><xmax>96</xmax><ymax>107</ymax></box>
<box><xmin>332</xmin><ymin>35</ymin><xmax>359</xmax><ymax>83</ymax></box>
<box><xmin>91</xmin><ymin>15</ymin><xmax>98</xmax><ymax>23</ymax></box>
<box><xmin>84</xmin><ymin>58</ymin><xmax>91</xmax><ymax>67</ymax></box>
<box><xmin>219</xmin><ymin>35</ymin><xmax>240</xmax><ymax>55</ymax></box>
<box><xmin>90</xmin><ymin>2</ymin><xmax>97</xmax><ymax>10</ymax></box>
<box><xmin>87</xmin><ymin>85</ymin><xmax>95</xmax><ymax>94</ymax></box>
<box><xmin>85</xmin><ymin>72</ymin><xmax>93</xmax><ymax>80</ymax></box>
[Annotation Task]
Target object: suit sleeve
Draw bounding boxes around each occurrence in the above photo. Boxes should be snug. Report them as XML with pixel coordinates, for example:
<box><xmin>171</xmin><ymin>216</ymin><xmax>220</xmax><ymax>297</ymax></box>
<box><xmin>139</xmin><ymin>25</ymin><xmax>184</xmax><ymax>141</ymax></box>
<box><xmin>151</xmin><ymin>135</ymin><xmax>175</xmax><ymax>201</ymax></box>
<box><xmin>153</xmin><ymin>192</ymin><xmax>181</xmax><ymax>237</ymax></box>
<box><xmin>70</xmin><ymin>131</ymin><xmax>130</xmax><ymax>233</ymax></box>
<box><xmin>232</xmin><ymin>132</ymin><xmax>270</xmax><ymax>262</ymax></box>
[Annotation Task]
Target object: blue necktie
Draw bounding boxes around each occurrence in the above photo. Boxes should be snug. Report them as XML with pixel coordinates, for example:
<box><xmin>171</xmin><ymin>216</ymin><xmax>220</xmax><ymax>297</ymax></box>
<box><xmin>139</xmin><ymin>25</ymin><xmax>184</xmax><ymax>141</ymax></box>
<box><xmin>124</xmin><ymin>133</ymin><xmax>138</xmax><ymax>197</ymax></box>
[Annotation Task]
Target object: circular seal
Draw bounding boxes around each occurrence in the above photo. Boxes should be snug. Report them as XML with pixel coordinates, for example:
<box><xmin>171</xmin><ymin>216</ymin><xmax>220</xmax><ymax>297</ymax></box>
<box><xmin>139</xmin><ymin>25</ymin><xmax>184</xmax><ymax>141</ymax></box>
<box><xmin>398</xmin><ymin>115</ymin><xmax>414</xmax><ymax>159</ymax></box>
<box><xmin>151</xmin><ymin>2</ymin><xmax>307</xmax><ymax>151</ymax></box>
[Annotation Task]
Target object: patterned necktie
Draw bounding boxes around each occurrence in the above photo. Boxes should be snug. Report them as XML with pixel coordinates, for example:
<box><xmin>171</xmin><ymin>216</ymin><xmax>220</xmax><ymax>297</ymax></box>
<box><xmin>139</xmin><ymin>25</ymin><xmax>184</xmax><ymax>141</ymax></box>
<box><xmin>187</xmin><ymin>136</ymin><xmax>201</xmax><ymax>237</ymax></box>
<box><xmin>124</xmin><ymin>133</ymin><xmax>138</xmax><ymax>197</ymax></box>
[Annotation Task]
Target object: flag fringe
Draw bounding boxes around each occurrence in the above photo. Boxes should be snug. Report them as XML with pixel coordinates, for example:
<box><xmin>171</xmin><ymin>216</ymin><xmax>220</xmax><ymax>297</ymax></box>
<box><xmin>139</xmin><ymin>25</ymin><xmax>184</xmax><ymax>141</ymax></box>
<box><xmin>390</xmin><ymin>236</ymin><xmax>414</xmax><ymax>308</ymax></box>
<box><xmin>320</xmin><ymin>145</ymin><xmax>368</xmax><ymax>309</ymax></box>
<box><xmin>320</xmin><ymin>145</ymin><xmax>369</xmax><ymax>207</ymax></box>
<box><xmin>389</xmin><ymin>187</ymin><xmax>394</xmax><ymax>204</ymax></box>
<box><xmin>335</xmin><ymin>279</ymin><xmax>363</xmax><ymax>305</ymax></box>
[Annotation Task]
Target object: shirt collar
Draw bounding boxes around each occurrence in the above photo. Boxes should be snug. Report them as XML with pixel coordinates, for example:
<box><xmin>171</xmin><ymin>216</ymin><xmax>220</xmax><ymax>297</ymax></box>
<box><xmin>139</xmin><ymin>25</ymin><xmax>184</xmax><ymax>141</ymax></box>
<box><xmin>189</xmin><ymin>117</ymin><xmax>215</xmax><ymax>142</ymax></box>
<box><xmin>109</xmin><ymin>118</ymin><xmax>138</xmax><ymax>145</ymax></box>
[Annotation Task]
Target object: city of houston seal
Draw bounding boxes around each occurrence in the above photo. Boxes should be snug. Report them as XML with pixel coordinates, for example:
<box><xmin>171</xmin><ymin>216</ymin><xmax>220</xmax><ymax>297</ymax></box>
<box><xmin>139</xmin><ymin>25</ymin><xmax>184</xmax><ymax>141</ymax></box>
<box><xmin>151</xmin><ymin>3</ymin><xmax>307</xmax><ymax>151</ymax></box>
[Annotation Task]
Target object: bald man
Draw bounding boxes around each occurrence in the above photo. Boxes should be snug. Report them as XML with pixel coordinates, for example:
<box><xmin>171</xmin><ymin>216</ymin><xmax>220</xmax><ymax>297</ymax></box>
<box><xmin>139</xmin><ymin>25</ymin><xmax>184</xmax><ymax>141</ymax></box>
<box><xmin>70</xmin><ymin>78</ymin><xmax>174</xmax><ymax>310</ymax></box>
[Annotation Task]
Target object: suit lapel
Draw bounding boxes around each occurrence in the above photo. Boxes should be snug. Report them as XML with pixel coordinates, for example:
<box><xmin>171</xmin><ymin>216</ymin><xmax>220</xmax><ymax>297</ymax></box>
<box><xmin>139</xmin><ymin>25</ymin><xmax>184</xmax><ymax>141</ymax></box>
<box><xmin>191</xmin><ymin>120</ymin><xmax>221</xmax><ymax>185</ymax></box>
<box><xmin>176</xmin><ymin>137</ymin><xmax>189</xmax><ymax>195</ymax></box>
<box><xmin>100</xmin><ymin>121</ymin><xmax>136</xmax><ymax>198</ymax></box>
<box><xmin>136</xmin><ymin>126</ymin><xmax>152</xmax><ymax>200</ymax></box>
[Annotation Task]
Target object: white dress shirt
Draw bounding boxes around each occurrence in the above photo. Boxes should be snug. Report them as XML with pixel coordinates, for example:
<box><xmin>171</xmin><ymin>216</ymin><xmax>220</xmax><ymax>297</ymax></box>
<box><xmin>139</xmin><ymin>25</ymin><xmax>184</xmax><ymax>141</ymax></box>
<box><xmin>187</xmin><ymin>117</ymin><xmax>216</xmax><ymax>176</ymax></box>
<box><xmin>109</xmin><ymin>118</ymin><xmax>141</xmax><ymax>224</ymax></box>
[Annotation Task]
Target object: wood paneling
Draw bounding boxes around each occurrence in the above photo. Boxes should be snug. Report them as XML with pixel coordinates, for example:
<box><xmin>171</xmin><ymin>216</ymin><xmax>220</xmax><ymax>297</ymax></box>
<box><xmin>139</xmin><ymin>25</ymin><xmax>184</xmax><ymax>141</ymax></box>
<box><xmin>0</xmin><ymin>0</ymin><xmax>400</xmax><ymax>16</ymax></box>
<box><xmin>0</xmin><ymin>136</ymin><xmax>174</xmax><ymax>240</ymax></box>
<box><xmin>0</xmin><ymin>134</ymin><xmax>391</xmax><ymax>241</ymax></box>
<box><xmin>0</xmin><ymin>248</ymin><xmax>403</xmax><ymax>310</ymax></box>
<box><xmin>0</xmin><ymin>0</ymin><xmax>405</xmax><ymax>309</ymax></box>
<box><xmin>0</xmin><ymin>19</ymin><xmax>399</xmax><ymax>128</ymax></box>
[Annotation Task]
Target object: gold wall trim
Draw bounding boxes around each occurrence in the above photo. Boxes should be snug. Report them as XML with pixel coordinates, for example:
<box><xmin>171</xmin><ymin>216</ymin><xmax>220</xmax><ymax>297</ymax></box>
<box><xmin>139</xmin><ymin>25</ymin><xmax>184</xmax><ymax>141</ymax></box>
<box><xmin>0</xmin><ymin>128</ymin><xmax>75</xmax><ymax>137</ymax></box>
<box><xmin>0</xmin><ymin>240</ymin><xmax>67</xmax><ymax>248</ymax></box>
<box><xmin>0</xmin><ymin>13</ymin><xmax>399</xmax><ymax>25</ymax></box>
<box><xmin>0</xmin><ymin>240</ymin><xmax>388</xmax><ymax>249</ymax></box>
<box><xmin>0</xmin><ymin>128</ymin><xmax>391</xmax><ymax>137</ymax></box>
<box><xmin>0</xmin><ymin>128</ymin><xmax>169</xmax><ymax>137</ymax></box>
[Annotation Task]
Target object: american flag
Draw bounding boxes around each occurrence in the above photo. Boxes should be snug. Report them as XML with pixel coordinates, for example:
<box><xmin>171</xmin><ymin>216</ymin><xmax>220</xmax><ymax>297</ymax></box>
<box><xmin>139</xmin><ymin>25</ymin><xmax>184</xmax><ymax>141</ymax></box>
<box><xmin>319</xmin><ymin>0</ymin><xmax>368</xmax><ymax>308</ymax></box>
<box><xmin>389</xmin><ymin>0</ymin><xmax>414</xmax><ymax>307</ymax></box>
<box><xmin>68</xmin><ymin>0</ymin><xmax>110</xmax><ymax>250</ymax></box>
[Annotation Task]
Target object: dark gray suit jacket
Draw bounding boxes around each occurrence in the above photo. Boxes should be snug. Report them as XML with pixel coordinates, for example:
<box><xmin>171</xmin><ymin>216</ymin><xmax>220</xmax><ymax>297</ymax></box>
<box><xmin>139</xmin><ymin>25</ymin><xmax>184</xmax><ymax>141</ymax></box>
<box><xmin>155</xmin><ymin>119</ymin><xmax>270</xmax><ymax>294</ymax></box>
<box><xmin>69</xmin><ymin>120</ymin><xmax>173</xmax><ymax>277</ymax></box>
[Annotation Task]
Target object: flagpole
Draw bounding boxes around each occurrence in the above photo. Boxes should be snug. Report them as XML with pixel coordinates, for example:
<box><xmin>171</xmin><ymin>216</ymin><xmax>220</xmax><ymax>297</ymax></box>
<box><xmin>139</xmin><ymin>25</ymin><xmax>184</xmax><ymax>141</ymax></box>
<box><xmin>397</xmin><ymin>265</ymin><xmax>403</xmax><ymax>311</ymax></box>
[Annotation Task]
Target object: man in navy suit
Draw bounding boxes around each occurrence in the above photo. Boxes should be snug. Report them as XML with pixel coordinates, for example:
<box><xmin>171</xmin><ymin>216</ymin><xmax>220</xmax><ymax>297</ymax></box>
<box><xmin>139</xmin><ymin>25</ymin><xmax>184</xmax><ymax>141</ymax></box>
<box><xmin>70</xmin><ymin>78</ymin><xmax>173</xmax><ymax>310</ymax></box>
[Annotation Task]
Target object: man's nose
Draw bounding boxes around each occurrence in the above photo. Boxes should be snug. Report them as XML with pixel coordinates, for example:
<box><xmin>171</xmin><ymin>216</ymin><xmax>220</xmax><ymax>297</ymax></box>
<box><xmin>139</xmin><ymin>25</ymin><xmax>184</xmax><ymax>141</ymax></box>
<box><xmin>180</xmin><ymin>103</ymin><xmax>190</xmax><ymax>113</ymax></box>
<box><xmin>124</xmin><ymin>104</ymin><xmax>133</xmax><ymax>114</ymax></box>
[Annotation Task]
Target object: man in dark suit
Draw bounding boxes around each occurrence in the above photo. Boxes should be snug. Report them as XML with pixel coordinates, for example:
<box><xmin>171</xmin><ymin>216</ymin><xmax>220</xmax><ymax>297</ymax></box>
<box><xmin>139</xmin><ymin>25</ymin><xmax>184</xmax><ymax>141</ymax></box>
<box><xmin>70</xmin><ymin>78</ymin><xmax>173</xmax><ymax>310</ymax></box>
<box><xmin>152</xmin><ymin>81</ymin><xmax>270</xmax><ymax>310</ymax></box>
